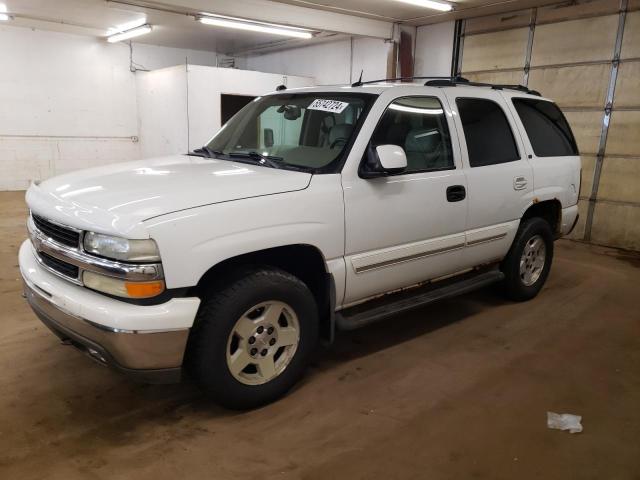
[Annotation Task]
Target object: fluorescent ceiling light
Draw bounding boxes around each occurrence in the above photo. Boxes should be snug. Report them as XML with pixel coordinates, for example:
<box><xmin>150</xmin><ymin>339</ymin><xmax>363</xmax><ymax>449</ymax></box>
<box><xmin>394</xmin><ymin>0</ymin><xmax>453</xmax><ymax>12</ymax></box>
<box><xmin>107</xmin><ymin>24</ymin><xmax>152</xmax><ymax>43</ymax></box>
<box><xmin>198</xmin><ymin>14</ymin><xmax>313</xmax><ymax>39</ymax></box>
<box><xmin>106</xmin><ymin>17</ymin><xmax>147</xmax><ymax>36</ymax></box>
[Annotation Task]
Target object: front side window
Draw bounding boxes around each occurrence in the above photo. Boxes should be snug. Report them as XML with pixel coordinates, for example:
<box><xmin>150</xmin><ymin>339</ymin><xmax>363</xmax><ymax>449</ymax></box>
<box><xmin>370</xmin><ymin>96</ymin><xmax>454</xmax><ymax>173</ymax></box>
<box><xmin>205</xmin><ymin>93</ymin><xmax>375</xmax><ymax>172</ymax></box>
<box><xmin>456</xmin><ymin>98</ymin><xmax>520</xmax><ymax>167</ymax></box>
<box><xmin>512</xmin><ymin>98</ymin><xmax>578</xmax><ymax>157</ymax></box>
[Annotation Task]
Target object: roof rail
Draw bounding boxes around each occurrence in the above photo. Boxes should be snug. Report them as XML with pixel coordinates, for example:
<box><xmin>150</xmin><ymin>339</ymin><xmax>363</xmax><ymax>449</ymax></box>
<box><xmin>424</xmin><ymin>78</ymin><xmax>541</xmax><ymax>96</ymax></box>
<box><xmin>346</xmin><ymin>75</ymin><xmax>541</xmax><ymax>96</ymax></box>
<box><xmin>351</xmin><ymin>75</ymin><xmax>469</xmax><ymax>87</ymax></box>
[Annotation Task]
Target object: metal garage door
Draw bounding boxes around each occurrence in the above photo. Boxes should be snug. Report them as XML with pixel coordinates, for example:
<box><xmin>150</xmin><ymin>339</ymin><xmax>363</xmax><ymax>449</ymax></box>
<box><xmin>455</xmin><ymin>0</ymin><xmax>640</xmax><ymax>250</ymax></box>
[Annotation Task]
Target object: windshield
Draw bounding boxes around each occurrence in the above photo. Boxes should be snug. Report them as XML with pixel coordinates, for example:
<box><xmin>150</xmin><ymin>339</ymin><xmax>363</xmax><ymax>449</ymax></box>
<box><xmin>204</xmin><ymin>92</ymin><xmax>375</xmax><ymax>173</ymax></box>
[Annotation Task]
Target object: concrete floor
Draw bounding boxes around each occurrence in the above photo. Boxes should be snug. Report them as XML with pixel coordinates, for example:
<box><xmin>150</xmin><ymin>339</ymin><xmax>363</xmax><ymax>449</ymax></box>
<box><xmin>1</xmin><ymin>190</ymin><xmax>639</xmax><ymax>480</ymax></box>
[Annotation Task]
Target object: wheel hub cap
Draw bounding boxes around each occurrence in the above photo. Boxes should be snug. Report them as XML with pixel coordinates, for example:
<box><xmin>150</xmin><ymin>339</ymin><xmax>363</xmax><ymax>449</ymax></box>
<box><xmin>226</xmin><ymin>301</ymin><xmax>300</xmax><ymax>386</ymax></box>
<box><xmin>519</xmin><ymin>234</ymin><xmax>546</xmax><ymax>287</ymax></box>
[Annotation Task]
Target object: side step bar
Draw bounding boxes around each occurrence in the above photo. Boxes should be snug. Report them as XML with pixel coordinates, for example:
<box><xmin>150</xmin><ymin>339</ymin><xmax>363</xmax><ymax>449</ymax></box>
<box><xmin>336</xmin><ymin>270</ymin><xmax>505</xmax><ymax>331</ymax></box>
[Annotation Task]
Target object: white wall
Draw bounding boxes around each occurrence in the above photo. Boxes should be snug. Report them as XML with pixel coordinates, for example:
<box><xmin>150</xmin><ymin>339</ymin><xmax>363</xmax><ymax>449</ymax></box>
<box><xmin>238</xmin><ymin>37</ymin><xmax>391</xmax><ymax>85</ymax></box>
<box><xmin>136</xmin><ymin>65</ymin><xmax>314</xmax><ymax>157</ymax></box>
<box><xmin>0</xmin><ymin>25</ymin><xmax>221</xmax><ymax>190</ymax></box>
<box><xmin>414</xmin><ymin>22</ymin><xmax>455</xmax><ymax>77</ymax></box>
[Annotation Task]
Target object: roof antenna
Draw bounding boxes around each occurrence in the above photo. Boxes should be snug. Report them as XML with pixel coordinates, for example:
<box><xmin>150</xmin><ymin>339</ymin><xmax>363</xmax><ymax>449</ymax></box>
<box><xmin>275</xmin><ymin>84</ymin><xmax>287</xmax><ymax>91</ymax></box>
<box><xmin>351</xmin><ymin>70</ymin><xmax>364</xmax><ymax>87</ymax></box>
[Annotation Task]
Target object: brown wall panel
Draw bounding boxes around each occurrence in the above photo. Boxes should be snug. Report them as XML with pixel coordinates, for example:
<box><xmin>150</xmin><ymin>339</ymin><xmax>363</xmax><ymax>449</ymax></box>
<box><xmin>530</xmin><ymin>15</ymin><xmax>618</xmax><ymax>66</ymax></box>
<box><xmin>591</xmin><ymin>202</ymin><xmax>640</xmax><ymax>250</ymax></box>
<box><xmin>606</xmin><ymin>111</ymin><xmax>640</xmax><ymax>157</ymax></box>
<box><xmin>598</xmin><ymin>157</ymin><xmax>640</xmax><ymax>203</ymax></box>
<box><xmin>620</xmin><ymin>11</ymin><xmax>640</xmax><ymax>59</ymax></box>
<box><xmin>615</xmin><ymin>61</ymin><xmax>640</xmax><ymax>108</ymax></box>
<box><xmin>580</xmin><ymin>154</ymin><xmax>596</xmax><ymax>198</ymax></box>
<box><xmin>465</xmin><ymin>10</ymin><xmax>530</xmax><ymax>35</ymax></box>
<box><xmin>537</xmin><ymin>0</ymin><xmax>619</xmax><ymax>24</ymax></box>
<box><xmin>462</xmin><ymin>28</ymin><xmax>528</xmax><ymax>72</ymax></box>
<box><xmin>464</xmin><ymin>70</ymin><xmax>524</xmax><ymax>84</ymax></box>
<box><xmin>528</xmin><ymin>64</ymin><xmax>610</xmax><ymax>107</ymax></box>
<box><xmin>564</xmin><ymin>111</ymin><xmax>603</xmax><ymax>154</ymax></box>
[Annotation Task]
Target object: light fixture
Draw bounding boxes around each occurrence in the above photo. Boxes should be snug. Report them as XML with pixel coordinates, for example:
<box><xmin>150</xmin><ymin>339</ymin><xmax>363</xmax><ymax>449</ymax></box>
<box><xmin>197</xmin><ymin>14</ymin><xmax>313</xmax><ymax>39</ymax></box>
<box><xmin>394</xmin><ymin>0</ymin><xmax>453</xmax><ymax>12</ymax></box>
<box><xmin>107</xmin><ymin>24</ymin><xmax>152</xmax><ymax>43</ymax></box>
<box><xmin>106</xmin><ymin>17</ymin><xmax>148</xmax><ymax>36</ymax></box>
<box><xmin>0</xmin><ymin>3</ymin><xmax>10</xmax><ymax>21</ymax></box>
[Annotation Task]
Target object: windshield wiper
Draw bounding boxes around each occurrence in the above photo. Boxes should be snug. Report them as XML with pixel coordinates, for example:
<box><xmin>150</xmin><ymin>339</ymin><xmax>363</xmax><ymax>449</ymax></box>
<box><xmin>228</xmin><ymin>151</ymin><xmax>284</xmax><ymax>169</ymax></box>
<box><xmin>190</xmin><ymin>146</ymin><xmax>222</xmax><ymax>158</ymax></box>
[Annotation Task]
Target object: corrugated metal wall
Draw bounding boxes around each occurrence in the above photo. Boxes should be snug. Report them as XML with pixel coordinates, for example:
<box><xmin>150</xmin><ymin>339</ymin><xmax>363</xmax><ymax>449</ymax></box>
<box><xmin>457</xmin><ymin>0</ymin><xmax>640</xmax><ymax>251</ymax></box>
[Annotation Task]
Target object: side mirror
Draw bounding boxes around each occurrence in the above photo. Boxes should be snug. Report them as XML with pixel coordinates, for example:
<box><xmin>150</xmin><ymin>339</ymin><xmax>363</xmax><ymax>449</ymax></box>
<box><xmin>360</xmin><ymin>144</ymin><xmax>407</xmax><ymax>178</ymax></box>
<box><xmin>376</xmin><ymin>145</ymin><xmax>408</xmax><ymax>171</ymax></box>
<box><xmin>263</xmin><ymin>128</ymin><xmax>274</xmax><ymax>148</ymax></box>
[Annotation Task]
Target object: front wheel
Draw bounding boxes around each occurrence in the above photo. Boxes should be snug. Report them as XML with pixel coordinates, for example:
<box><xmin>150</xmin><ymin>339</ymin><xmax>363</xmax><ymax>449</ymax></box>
<box><xmin>501</xmin><ymin>217</ymin><xmax>554</xmax><ymax>301</ymax></box>
<box><xmin>187</xmin><ymin>267</ymin><xmax>318</xmax><ymax>409</ymax></box>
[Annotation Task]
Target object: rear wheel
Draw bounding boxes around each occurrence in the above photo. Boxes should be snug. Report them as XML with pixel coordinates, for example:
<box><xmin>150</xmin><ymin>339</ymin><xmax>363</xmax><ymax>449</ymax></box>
<box><xmin>188</xmin><ymin>267</ymin><xmax>318</xmax><ymax>409</ymax></box>
<box><xmin>501</xmin><ymin>217</ymin><xmax>554</xmax><ymax>301</ymax></box>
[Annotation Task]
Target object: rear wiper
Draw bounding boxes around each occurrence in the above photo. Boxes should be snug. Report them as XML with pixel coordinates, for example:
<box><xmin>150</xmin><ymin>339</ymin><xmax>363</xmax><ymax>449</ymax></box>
<box><xmin>191</xmin><ymin>146</ymin><xmax>222</xmax><ymax>158</ymax></box>
<box><xmin>228</xmin><ymin>151</ymin><xmax>284</xmax><ymax>169</ymax></box>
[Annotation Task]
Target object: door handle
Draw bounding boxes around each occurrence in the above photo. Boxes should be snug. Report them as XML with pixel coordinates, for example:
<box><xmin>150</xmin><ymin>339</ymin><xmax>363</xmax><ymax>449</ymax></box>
<box><xmin>513</xmin><ymin>176</ymin><xmax>528</xmax><ymax>190</ymax></box>
<box><xmin>446</xmin><ymin>185</ymin><xmax>466</xmax><ymax>202</ymax></box>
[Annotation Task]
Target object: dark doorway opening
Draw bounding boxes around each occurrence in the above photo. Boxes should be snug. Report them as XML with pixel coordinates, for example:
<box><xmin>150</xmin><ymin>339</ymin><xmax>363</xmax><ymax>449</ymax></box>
<box><xmin>221</xmin><ymin>94</ymin><xmax>256</xmax><ymax>125</ymax></box>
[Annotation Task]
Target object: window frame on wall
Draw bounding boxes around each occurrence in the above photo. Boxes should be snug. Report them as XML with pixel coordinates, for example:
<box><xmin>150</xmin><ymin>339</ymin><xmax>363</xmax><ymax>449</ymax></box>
<box><xmin>455</xmin><ymin>97</ymin><xmax>521</xmax><ymax>168</ymax></box>
<box><xmin>364</xmin><ymin>95</ymin><xmax>456</xmax><ymax>176</ymax></box>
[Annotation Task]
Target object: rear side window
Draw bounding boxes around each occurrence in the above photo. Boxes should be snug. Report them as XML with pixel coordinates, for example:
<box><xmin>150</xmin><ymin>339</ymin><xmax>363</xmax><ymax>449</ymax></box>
<box><xmin>512</xmin><ymin>98</ymin><xmax>578</xmax><ymax>157</ymax></box>
<box><xmin>456</xmin><ymin>98</ymin><xmax>520</xmax><ymax>167</ymax></box>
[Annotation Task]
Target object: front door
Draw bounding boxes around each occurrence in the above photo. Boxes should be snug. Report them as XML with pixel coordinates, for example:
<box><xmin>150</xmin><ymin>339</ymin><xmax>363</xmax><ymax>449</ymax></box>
<box><xmin>342</xmin><ymin>94</ymin><xmax>468</xmax><ymax>306</ymax></box>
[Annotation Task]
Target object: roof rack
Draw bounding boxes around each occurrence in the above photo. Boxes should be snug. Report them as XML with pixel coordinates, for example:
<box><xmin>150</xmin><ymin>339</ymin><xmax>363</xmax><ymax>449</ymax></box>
<box><xmin>349</xmin><ymin>75</ymin><xmax>541</xmax><ymax>96</ymax></box>
<box><xmin>424</xmin><ymin>77</ymin><xmax>541</xmax><ymax>96</ymax></box>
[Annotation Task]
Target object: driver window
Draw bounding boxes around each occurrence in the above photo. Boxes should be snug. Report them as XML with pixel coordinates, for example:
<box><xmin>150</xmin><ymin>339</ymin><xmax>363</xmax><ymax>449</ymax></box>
<box><xmin>371</xmin><ymin>96</ymin><xmax>454</xmax><ymax>173</ymax></box>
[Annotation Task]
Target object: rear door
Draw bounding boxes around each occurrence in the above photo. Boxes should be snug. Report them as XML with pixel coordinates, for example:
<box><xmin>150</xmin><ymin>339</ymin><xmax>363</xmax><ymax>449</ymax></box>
<box><xmin>445</xmin><ymin>89</ymin><xmax>534</xmax><ymax>267</ymax></box>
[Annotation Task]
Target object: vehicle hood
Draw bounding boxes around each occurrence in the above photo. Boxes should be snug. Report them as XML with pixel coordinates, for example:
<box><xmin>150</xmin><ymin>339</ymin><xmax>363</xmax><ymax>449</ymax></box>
<box><xmin>26</xmin><ymin>155</ymin><xmax>312</xmax><ymax>238</ymax></box>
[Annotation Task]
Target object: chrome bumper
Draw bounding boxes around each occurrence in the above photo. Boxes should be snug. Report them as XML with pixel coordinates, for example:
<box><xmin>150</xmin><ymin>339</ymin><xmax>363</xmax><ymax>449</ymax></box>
<box><xmin>24</xmin><ymin>281</ymin><xmax>188</xmax><ymax>384</ymax></box>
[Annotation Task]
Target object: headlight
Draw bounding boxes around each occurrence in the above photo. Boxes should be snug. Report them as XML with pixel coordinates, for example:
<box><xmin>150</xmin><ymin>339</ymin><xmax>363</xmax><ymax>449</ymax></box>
<box><xmin>83</xmin><ymin>232</ymin><xmax>160</xmax><ymax>262</ymax></box>
<box><xmin>83</xmin><ymin>271</ymin><xmax>165</xmax><ymax>299</ymax></box>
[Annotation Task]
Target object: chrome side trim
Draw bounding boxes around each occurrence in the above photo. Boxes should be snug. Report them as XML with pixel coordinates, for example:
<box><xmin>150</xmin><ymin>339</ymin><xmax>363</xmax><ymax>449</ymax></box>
<box><xmin>28</xmin><ymin>218</ymin><xmax>163</xmax><ymax>282</ymax></box>
<box><xmin>354</xmin><ymin>242</ymin><xmax>466</xmax><ymax>274</ymax></box>
<box><xmin>466</xmin><ymin>232</ymin><xmax>508</xmax><ymax>247</ymax></box>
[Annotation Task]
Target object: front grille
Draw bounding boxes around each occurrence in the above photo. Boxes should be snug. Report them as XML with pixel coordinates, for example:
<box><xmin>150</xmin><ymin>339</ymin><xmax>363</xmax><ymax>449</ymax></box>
<box><xmin>39</xmin><ymin>251</ymin><xmax>79</xmax><ymax>279</ymax></box>
<box><xmin>32</xmin><ymin>214</ymin><xmax>80</xmax><ymax>248</ymax></box>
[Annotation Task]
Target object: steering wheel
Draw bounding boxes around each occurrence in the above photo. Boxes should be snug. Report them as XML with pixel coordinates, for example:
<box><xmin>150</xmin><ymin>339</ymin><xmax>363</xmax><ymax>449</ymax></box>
<box><xmin>330</xmin><ymin>138</ymin><xmax>347</xmax><ymax>149</ymax></box>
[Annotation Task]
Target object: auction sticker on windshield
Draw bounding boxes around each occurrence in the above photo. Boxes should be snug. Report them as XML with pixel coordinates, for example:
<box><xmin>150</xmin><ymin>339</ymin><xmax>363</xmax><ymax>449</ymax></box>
<box><xmin>308</xmin><ymin>99</ymin><xmax>349</xmax><ymax>114</ymax></box>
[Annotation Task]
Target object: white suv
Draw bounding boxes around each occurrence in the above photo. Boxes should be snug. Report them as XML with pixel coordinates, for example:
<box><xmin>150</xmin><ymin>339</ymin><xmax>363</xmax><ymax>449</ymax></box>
<box><xmin>20</xmin><ymin>78</ymin><xmax>581</xmax><ymax>409</ymax></box>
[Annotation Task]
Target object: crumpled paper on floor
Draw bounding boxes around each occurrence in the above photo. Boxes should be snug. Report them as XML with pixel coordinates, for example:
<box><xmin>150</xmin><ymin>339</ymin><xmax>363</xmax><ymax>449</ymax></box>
<box><xmin>547</xmin><ymin>411</ymin><xmax>583</xmax><ymax>433</ymax></box>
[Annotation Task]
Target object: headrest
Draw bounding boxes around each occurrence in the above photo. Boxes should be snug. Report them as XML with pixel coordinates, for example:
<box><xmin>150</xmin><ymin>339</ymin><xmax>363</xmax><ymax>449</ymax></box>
<box><xmin>329</xmin><ymin>123</ymin><xmax>354</xmax><ymax>144</ymax></box>
<box><xmin>405</xmin><ymin>128</ymin><xmax>441</xmax><ymax>153</ymax></box>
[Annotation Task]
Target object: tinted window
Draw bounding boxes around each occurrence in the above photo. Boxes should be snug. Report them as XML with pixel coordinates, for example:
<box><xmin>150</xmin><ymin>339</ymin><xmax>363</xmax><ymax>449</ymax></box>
<box><xmin>456</xmin><ymin>98</ymin><xmax>520</xmax><ymax>167</ymax></box>
<box><xmin>371</xmin><ymin>97</ymin><xmax>454</xmax><ymax>172</ymax></box>
<box><xmin>513</xmin><ymin>98</ymin><xmax>578</xmax><ymax>157</ymax></box>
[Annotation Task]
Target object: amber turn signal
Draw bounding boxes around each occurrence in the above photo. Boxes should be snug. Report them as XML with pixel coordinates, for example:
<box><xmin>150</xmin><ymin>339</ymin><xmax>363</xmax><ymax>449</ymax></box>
<box><xmin>124</xmin><ymin>280</ymin><xmax>165</xmax><ymax>298</ymax></box>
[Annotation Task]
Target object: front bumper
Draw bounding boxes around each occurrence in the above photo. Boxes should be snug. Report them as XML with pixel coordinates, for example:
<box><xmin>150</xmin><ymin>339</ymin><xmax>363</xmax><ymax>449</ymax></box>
<box><xmin>19</xmin><ymin>240</ymin><xmax>201</xmax><ymax>384</ymax></box>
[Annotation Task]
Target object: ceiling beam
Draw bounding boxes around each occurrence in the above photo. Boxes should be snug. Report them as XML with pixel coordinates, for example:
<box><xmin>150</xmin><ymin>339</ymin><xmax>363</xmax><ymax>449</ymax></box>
<box><xmin>107</xmin><ymin>0</ymin><xmax>395</xmax><ymax>39</ymax></box>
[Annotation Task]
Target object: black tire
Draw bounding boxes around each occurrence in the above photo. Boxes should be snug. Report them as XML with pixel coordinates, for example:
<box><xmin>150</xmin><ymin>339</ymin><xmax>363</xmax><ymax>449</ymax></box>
<box><xmin>501</xmin><ymin>217</ymin><xmax>554</xmax><ymax>301</ymax></box>
<box><xmin>187</xmin><ymin>266</ymin><xmax>318</xmax><ymax>410</ymax></box>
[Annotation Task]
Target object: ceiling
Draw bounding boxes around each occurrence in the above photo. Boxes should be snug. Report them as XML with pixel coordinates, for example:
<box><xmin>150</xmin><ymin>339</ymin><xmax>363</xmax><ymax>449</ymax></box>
<box><xmin>1</xmin><ymin>0</ymin><xmax>562</xmax><ymax>54</ymax></box>
<box><xmin>270</xmin><ymin>0</ymin><xmax>563</xmax><ymax>24</ymax></box>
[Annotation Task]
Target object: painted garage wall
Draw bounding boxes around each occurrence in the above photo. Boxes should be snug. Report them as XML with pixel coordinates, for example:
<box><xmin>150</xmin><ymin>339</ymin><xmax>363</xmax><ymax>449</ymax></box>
<box><xmin>136</xmin><ymin>65</ymin><xmax>314</xmax><ymax>158</ymax></box>
<box><xmin>0</xmin><ymin>24</ymin><xmax>221</xmax><ymax>191</ymax></box>
<box><xmin>458</xmin><ymin>0</ymin><xmax>640</xmax><ymax>251</ymax></box>
<box><xmin>237</xmin><ymin>37</ymin><xmax>391</xmax><ymax>85</ymax></box>
<box><xmin>414</xmin><ymin>21</ymin><xmax>455</xmax><ymax>77</ymax></box>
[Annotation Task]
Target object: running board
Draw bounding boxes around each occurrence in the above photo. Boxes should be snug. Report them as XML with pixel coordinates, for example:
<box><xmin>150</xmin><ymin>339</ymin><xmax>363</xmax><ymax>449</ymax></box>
<box><xmin>336</xmin><ymin>270</ymin><xmax>504</xmax><ymax>331</ymax></box>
